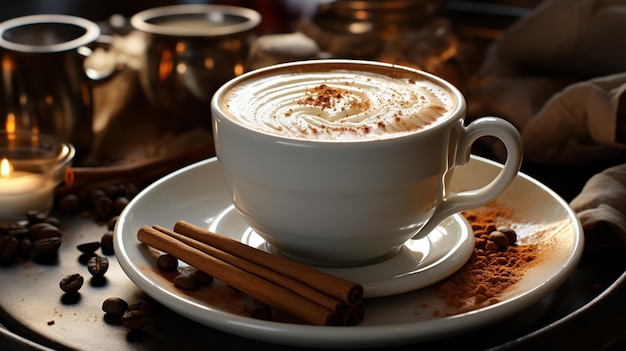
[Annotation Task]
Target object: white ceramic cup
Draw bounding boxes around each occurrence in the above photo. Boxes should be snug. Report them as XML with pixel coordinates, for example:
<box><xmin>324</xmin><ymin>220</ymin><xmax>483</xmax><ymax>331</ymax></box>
<box><xmin>211</xmin><ymin>59</ymin><xmax>522</xmax><ymax>266</ymax></box>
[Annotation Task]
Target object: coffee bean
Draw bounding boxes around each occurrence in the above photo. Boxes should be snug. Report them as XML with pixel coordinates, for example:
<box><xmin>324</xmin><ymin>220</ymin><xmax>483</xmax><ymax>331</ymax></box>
<box><xmin>27</xmin><ymin>223</ymin><xmax>52</xmax><ymax>239</ymax></box>
<box><xmin>128</xmin><ymin>300</ymin><xmax>151</xmax><ymax>313</ymax></box>
<box><xmin>102</xmin><ymin>297</ymin><xmax>129</xmax><ymax>315</ymax></box>
<box><xmin>26</xmin><ymin>210</ymin><xmax>47</xmax><ymax>224</ymax></box>
<box><xmin>485</xmin><ymin>240</ymin><xmax>500</xmax><ymax>252</ymax></box>
<box><xmin>60</xmin><ymin>273</ymin><xmax>84</xmax><ymax>293</ymax></box>
<box><xmin>18</xmin><ymin>237</ymin><xmax>32</xmax><ymax>255</ymax></box>
<box><xmin>0</xmin><ymin>235</ymin><xmax>19</xmax><ymax>259</ymax></box>
<box><xmin>33</xmin><ymin>237</ymin><xmax>62</xmax><ymax>255</ymax></box>
<box><xmin>43</xmin><ymin>216</ymin><xmax>61</xmax><ymax>228</ymax></box>
<box><xmin>28</xmin><ymin>223</ymin><xmax>62</xmax><ymax>241</ymax></box>
<box><xmin>113</xmin><ymin>197</ymin><xmax>129</xmax><ymax>215</ymax></box>
<box><xmin>121</xmin><ymin>309</ymin><xmax>150</xmax><ymax>329</ymax></box>
<box><xmin>101</xmin><ymin>231</ymin><xmax>114</xmax><ymax>254</ymax></box>
<box><xmin>3</xmin><ymin>223</ymin><xmax>28</xmax><ymax>237</ymax></box>
<box><xmin>100</xmin><ymin>184</ymin><xmax>124</xmax><ymax>199</ymax></box>
<box><xmin>191</xmin><ymin>269</ymin><xmax>214</xmax><ymax>286</ymax></box>
<box><xmin>88</xmin><ymin>189</ymin><xmax>107</xmax><ymax>206</ymax></box>
<box><xmin>58</xmin><ymin>193</ymin><xmax>81</xmax><ymax>214</ymax></box>
<box><xmin>497</xmin><ymin>226</ymin><xmax>517</xmax><ymax>245</ymax></box>
<box><xmin>156</xmin><ymin>254</ymin><xmax>178</xmax><ymax>271</ymax></box>
<box><xmin>77</xmin><ymin>241</ymin><xmax>100</xmax><ymax>254</ymax></box>
<box><xmin>107</xmin><ymin>216</ymin><xmax>118</xmax><ymax>231</ymax></box>
<box><xmin>123</xmin><ymin>183</ymin><xmax>138</xmax><ymax>199</ymax></box>
<box><xmin>488</xmin><ymin>231</ymin><xmax>510</xmax><ymax>249</ymax></box>
<box><xmin>94</xmin><ymin>196</ymin><xmax>114</xmax><ymax>220</ymax></box>
<box><xmin>87</xmin><ymin>256</ymin><xmax>109</xmax><ymax>277</ymax></box>
<box><xmin>173</xmin><ymin>274</ymin><xmax>199</xmax><ymax>291</ymax></box>
<box><xmin>39</xmin><ymin>225</ymin><xmax>62</xmax><ymax>239</ymax></box>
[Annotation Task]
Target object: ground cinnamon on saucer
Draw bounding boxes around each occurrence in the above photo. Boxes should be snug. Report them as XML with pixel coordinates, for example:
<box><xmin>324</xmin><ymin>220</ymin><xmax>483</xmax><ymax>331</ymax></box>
<box><xmin>435</xmin><ymin>207</ymin><xmax>538</xmax><ymax>312</ymax></box>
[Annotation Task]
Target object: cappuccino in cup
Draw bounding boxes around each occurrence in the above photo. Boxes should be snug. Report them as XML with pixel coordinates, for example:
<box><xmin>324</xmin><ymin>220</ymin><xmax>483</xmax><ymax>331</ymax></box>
<box><xmin>222</xmin><ymin>67</ymin><xmax>456</xmax><ymax>141</ymax></box>
<box><xmin>212</xmin><ymin>59</ymin><xmax>522</xmax><ymax>266</ymax></box>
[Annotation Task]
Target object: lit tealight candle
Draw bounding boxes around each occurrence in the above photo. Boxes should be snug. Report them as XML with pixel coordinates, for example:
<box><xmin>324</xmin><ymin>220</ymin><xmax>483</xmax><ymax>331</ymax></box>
<box><xmin>0</xmin><ymin>158</ymin><xmax>55</xmax><ymax>222</ymax></box>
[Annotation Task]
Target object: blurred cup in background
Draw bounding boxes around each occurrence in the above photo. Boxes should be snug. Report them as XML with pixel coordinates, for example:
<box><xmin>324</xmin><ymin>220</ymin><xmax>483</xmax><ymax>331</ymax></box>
<box><xmin>0</xmin><ymin>14</ymin><xmax>119</xmax><ymax>159</ymax></box>
<box><xmin>131</xmin><ymin>4</ymin><xmax>261</xmax><ymax>134</ymax></box>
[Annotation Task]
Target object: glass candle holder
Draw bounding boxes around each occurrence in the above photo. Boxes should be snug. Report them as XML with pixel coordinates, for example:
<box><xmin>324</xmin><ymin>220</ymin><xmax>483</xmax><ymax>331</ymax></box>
<box><xmin>0</xmin><ymin>131</ymin><xmax>75</xmax><ymax>222</ymax></box>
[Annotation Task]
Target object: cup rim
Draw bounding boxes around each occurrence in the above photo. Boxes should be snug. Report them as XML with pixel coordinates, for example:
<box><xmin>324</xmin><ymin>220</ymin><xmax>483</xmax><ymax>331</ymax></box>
<box><xmin>131</xmin><ymin>4</ymin><xmax>262</xmax><ymax>37</ymax></box>
<box><xmin>212</xmin><ymin>59</ymin><xmax>467</xmax><ymax>144</ymax></box>
<box><xmin>0</xmin><ymin>14</ymin><xmax>100</xmax><ymax>53</ymax></box>
<box><xmin>0</xmin><ymin>131</ymin><xmax>75</xmax><ymax>181</ymax></box>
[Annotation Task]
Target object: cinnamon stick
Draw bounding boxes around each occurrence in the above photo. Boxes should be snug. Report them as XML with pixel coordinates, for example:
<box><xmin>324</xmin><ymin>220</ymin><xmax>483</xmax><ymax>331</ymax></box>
<box><xmin>173</xmin><ymin>220</ymin><xmax>364</xmax><ymax>306</ymax></box>
<box><xmin>152</xmin><ymin>224</ymin><xmax>341</xmax><ymax>314</ymax></box>
<box><xmin>137</xmin><ymin>225</ymin><xmax>337</xmax><ymax>326</ymax></box>
<box><xmin>339</xmin><ymin>300</ymin><xmax>366</xmax><ymax>326</ymax></box>
<box><xmin>58</xmin><ymin>141</ymin><xmax>215</xmax><ymax>195</ymax></box>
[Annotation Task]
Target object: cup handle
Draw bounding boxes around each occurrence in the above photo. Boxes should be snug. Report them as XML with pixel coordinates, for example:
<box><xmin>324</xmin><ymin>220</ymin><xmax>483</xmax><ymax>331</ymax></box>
<box><xmin>411</xmin><ymin>116</ymin><xmax>523</xmax><ymax>240</ymax></box>
<box><xmin>78</xmin><ymin>35</ymin><xmax>125</xmax><ymax>81</ymax></box>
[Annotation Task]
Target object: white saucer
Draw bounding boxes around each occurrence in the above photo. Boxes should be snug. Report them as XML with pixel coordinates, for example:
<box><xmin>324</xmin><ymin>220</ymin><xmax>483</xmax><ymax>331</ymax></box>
<box><xmin>207</xmin><ymin>203</ymin><xmax>473</xmax><ymax>298</ymax></box>
<box><xmin>114</xmin><ymin>155</ymin><xmax>584</xmax><ymax>349</ymax></box>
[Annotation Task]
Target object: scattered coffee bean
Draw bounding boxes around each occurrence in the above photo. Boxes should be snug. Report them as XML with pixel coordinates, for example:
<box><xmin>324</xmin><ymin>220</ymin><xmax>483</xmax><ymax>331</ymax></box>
<box><xmin>488</xmin><ymin>231</ymin><xmax>510</xmax><ymax>249</ymax></box>
<box><xmin>497</xmin><ymin>226</ymin><xmax>517</xmax><ymax>244</ymax></box>
<box><xmin>0</xmin><ymin>214</ymin><xmax>63</xmax><ymax>263</ymax></box>
<box><xmin>94</xmin><ymin>196</ymin><xmax>114</xmax><ymax>220</ymax></box>
<box><xmin>156</xmin><ymin>254</ymin><xmax>178</xmax><ymax>271</ymax></box>
<box><xmin>26</xmin><ymin>210</ymin><xmax>47</xmax><ymax>224</ymax></box>
<box><xmin>100</xmin><ymin>184</ymin><xmax>124</xmax><ymax>199</ymax></box>
<box><xmin>87</xmin><ymin>256</ymin><xmax>109</xmax><ymax>277</ymax></box>
<box><xmin>0</xmin><ymin>235</ymin><xmax>19</xmax><ymax>259</ymax></box>
<box><xmin>113</xmin><ymin>197</ymin><xmax>129</xmax><ymax>215</ymax></box>
<box><xmin>191</xmin><ymin>269</ymin><xmax>214</xmax><ymax>286</ymax></box>
<box><xmin>128</xmin><ymin>300</ymin><xmax>151</xmax><ymax>313</ymax></box>
<box><xmin>33</xmin><ymin>237</ymin><xmax>62</xmax><ymax>255</ymax></box>
<box><xmin>27</xmin><ymin>223</ymin><xmax>61</xmax><ymax>240</ymax></box>
<box><xmin>58</xmin><ymin>193</ymin><xmax>81</xmax><ymax>214</ymax></box>
<box><xmin>107</xmin><ymin>216</ymin><xmax>118</xmax><ymax>231</ymax></box>
<box><xmin>39</xmin><ymin>225</ymin><xmax>62</xmax><ymax>240</ymax></box>
<box><xmin>102</xmin><ymin>297</ymin><xmax>129</xmax><ymax>315</ymax></box>
<box><xmin>76</xmin><ymin>190</ymin><xmax>89</xmax><ymax>207</ymax></box>
<box><xmin>123</xmin><ymin>183</ymin><xmax>138</xmax><ymax>199</ymax></box>
<box><xmin>61</xmin><ymin>182</ymin><xmax>138</xmax><ymax>224</ymax></box>
<box><xmin>2</xmin><ymin>223</ymin><xmax>28</xmax><ymax>237</ymax></box>
<box><xmin>60</xmin><ymin>273</ymin><xmax>84</xmax><ymax>293</ymax></box>
<box><xmin>43</xmin><ymin>216</ymin><xmax>61</xmax><ymax>228</ymax></box>
<box><xmin>18</xmin><ymin>237</ymin><xmax>32</xmax><ymax>255</ymax></box>
<box><xmin>121</xmin><ymin>309</ymin><xmax>150</xmax><ymax>329</ymax></box>
<box><xmin>88</xmin><ymin>189</ymin><xmax>107</xmax><ymax>206</ymax></box>
<box><xmin>77</xmin><ymin>241</ymin><xmax>100</xmax><ymax>254</ymax></box>
<box><xmin>101</xmin><ymin>231</ymin><xmax>114</xmax><ymax>254</ymax></box>
<box><xmin>173</xmin><ymin>273</ymin><xmax>199</xmax><ymax>291</ymax></box>
<box><xmin>485</xmin><ymin>240</ymin><xmax>500</xmax><ymax>252</ymax></box>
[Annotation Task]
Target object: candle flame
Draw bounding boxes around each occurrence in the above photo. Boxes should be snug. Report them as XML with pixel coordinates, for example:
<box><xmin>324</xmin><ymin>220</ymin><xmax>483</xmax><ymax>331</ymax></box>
<box><xmin>5</xmin><ymin>113</ymin><xmax>15</xmax><ymax>133</ymax></box>
<box><xmin>1</xmin><ymin>158</ymin><xmax>12</xmax><ymax>177</ymax></box>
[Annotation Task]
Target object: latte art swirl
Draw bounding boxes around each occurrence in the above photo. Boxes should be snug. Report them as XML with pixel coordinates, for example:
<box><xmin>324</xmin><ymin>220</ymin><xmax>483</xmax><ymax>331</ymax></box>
<box><xmin>223</xmin><ymin>69</ymin><xmax>455</xmax><ymax>140</ymax></box>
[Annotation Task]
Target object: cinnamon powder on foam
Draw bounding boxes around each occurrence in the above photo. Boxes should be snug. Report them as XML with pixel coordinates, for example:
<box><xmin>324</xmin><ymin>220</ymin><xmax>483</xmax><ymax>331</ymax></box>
<box><xmin>434</xmin><ymin>206</ymin><xmax>541</xmax><ymax>313</ymax></box>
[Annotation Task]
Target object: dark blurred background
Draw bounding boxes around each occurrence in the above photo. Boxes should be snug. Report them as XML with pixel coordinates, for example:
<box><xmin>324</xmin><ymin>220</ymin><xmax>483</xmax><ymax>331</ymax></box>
<box><xmin>0</xmin><ymin>0</ymin><xmax>544</xmax><ymax>35</ymax></box>
<box><xmin>0</xmin><ymin>0</ymin><xmax>301</xmax><ymax>34</ymax></box>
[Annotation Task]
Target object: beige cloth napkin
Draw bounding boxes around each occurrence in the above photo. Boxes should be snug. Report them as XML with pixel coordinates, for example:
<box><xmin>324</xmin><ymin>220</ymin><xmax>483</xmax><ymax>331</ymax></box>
<box><xmin>570</xmin><ymin>163</ymin><xmax>626</xmax><ymax>250</ymax></box>
<box><xmin>522</xmin><ymin>73</ymin><xmax>626</xmax><ymax>165</ymax></box>
<box><xmin>480</xmin><ymin>0</ymin><xmax>626</xmax><ymax>249</ymax></box>
<box><xmin>480</xmin><ymin>0</ymin><xmax>626</xmax><ymax>165</ymax></box>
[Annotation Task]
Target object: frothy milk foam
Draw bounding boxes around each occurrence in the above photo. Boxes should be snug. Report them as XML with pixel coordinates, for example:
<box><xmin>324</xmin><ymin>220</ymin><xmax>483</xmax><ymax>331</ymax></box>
<box><xmin>222</xmin><ymin>65</ymin><xmax>457</xmax><ymax>141</ymax></box>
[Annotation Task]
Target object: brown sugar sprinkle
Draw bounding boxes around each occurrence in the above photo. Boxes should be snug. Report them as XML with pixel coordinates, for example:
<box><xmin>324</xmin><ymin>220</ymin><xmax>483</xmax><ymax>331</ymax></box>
<box><xmin>434</xmin><ymin>208</ymin><xmax>538</xmax><ymax>312</ymax></box>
